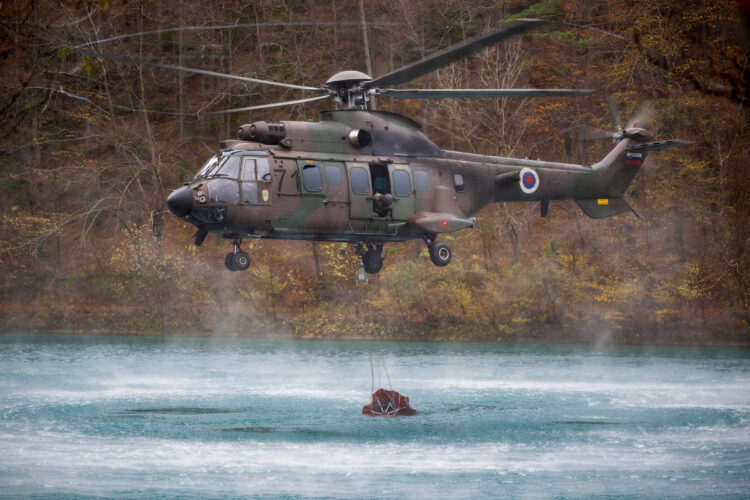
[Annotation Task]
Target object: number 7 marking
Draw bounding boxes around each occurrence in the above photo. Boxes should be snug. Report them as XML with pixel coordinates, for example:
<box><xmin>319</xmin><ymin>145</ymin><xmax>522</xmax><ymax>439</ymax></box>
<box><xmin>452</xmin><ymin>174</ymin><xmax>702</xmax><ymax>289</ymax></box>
<box><xmin>274</xmin><ymin>169</ymin><xmax>286</xmax><ymax>193</ymax></box>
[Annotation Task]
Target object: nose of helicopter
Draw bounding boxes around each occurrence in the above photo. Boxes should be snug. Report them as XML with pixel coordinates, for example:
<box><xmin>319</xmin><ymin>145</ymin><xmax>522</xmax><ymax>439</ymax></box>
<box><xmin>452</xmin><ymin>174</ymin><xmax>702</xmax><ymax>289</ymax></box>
<box><xmin>167</xmin><ymin>186</ymin><xmax>193</xmax><ymax>218</ymax></box>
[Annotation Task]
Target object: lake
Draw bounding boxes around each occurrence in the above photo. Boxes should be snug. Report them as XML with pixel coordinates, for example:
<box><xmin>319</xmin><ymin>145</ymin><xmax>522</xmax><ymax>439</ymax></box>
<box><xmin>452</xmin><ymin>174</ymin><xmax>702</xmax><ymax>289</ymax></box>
<box><xmin>1</xmin><ymin>334</ymin><xmax>749</xmax><ymax>498</ymax></box>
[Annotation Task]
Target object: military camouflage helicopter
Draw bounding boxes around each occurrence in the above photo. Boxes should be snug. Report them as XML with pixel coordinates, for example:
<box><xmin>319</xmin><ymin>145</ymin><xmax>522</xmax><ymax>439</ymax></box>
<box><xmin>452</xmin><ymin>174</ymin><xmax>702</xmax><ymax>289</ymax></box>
<box><xmin>149</xmin><ymin>18</ymin><xmax>685</xmax><ymax>274</ymax></box>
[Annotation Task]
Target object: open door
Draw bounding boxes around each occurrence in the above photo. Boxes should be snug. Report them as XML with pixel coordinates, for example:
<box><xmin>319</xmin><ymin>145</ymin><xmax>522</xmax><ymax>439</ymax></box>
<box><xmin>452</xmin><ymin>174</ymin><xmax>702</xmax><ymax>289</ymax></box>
<box><xmin>346</xmin><ymin>162</ymin><xmax>372</xmax><ymax>219</ymax></box>
<box><xmin>388</xmin><ymin>164</ymin><xmax>415</xmax><ymax>220</ymax></box>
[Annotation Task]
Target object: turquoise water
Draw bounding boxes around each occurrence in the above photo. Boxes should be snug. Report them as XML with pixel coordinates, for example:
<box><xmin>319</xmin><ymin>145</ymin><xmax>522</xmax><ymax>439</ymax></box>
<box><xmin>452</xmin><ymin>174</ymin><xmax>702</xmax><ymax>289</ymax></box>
<box><xmin>1</xmin><ymin>334</ymin><xmax>749</xmax><ymax>498</ymax></box>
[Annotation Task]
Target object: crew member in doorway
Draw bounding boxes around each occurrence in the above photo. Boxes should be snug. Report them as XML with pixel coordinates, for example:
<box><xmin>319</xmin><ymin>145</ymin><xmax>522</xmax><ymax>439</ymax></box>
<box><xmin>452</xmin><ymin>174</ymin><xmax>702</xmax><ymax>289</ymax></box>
<box><xmin>373</xmin><ymin>192</ymin><xmax>393</xmax><ymax>218</ymax></box>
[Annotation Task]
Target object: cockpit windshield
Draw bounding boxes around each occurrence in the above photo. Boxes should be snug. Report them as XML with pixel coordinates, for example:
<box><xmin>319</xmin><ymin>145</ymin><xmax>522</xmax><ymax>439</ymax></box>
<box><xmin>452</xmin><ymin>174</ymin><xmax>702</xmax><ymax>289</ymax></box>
<box><xmin>195</xmin><ymin>154</ymin><xmax>223</xmax><ymax>179</ymax></box>
<box><xmin>194</xmin><ymin>151</ymin><xmax>267</xmax><ymax>181</ymax></box>
<box><xmin>215</xmin><ymin>155</ymin><xmax>240</xmax><ymax>178</ymax></box>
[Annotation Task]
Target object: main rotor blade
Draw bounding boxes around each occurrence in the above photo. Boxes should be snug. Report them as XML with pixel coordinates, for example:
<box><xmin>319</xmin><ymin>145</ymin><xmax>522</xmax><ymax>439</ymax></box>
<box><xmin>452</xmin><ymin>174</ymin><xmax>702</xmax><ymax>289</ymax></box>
<box><xmin>579</xmin><ymin>124</ymin><xmax>617</xmax><ymax>142</ymax></box>
<box><xmin>375</xmin><ymin>88</ymin><xmax>595</xmax><ymax>99</ymax></box>
<box><xmin>71</xmin><ymin>48</ymin><xmax>325</xmax><ymax>92</ymax></box>
<box><xmin>605</xmin><ymin>93</ymin><xmax>622</xmax><ymax>132</ymax></box>
<box><xmin>364</xmin><ymin>18</ymin><xmax>546</xmax><ymax>89</ymax></box>
<box><xmin>71</xmin><ymin>22</ymin><xmax>401</xmax><ymax>50</ymax></box>
<box><xmin>204</xmin><ymin>94</ymin><xmax>331</xmax><ymax>114</ymax></box>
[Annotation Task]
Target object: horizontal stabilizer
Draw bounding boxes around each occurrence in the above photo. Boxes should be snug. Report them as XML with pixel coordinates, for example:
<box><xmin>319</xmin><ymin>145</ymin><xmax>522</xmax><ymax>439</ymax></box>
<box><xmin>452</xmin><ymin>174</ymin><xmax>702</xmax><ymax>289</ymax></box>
<box><xmin>408</xmin><ymin>211</ymin><xmax>475</xmax><ymax>233</ymax></box>
<box><xmin>627</xmin><ymin>139</ymin><xmax>690</xmax><ymax>153</ymax></box>
<box><xmin>576</xmin><ymin>198</ymin><xmax>636</xmax><ymax>219</ymax></box>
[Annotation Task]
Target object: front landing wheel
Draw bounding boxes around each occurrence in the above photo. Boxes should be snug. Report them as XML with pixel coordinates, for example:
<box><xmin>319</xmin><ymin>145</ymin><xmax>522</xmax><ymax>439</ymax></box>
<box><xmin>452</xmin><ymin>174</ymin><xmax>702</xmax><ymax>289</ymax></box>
<box><xmin>429</xmin><ymin>242</ymin><xmax>452</xmax><ymax>267</ymax></box>
<box><xmin>232</xmin><ymin>251</ymin><xmax>251</xmax><ymax>271</ymax></box>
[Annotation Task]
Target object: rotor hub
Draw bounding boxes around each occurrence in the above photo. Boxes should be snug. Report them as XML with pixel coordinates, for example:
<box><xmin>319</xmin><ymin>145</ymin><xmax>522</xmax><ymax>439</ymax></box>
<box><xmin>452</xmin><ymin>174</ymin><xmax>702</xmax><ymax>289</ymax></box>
<box><xmin>325</xmin><ymin>70</ymin><xmax>372</xmax><ymax>86</ymax></box>
<box><xmin>325</xmin><ymin>71</ymin><xmax>373</xmax><ymax>109</ymax></box>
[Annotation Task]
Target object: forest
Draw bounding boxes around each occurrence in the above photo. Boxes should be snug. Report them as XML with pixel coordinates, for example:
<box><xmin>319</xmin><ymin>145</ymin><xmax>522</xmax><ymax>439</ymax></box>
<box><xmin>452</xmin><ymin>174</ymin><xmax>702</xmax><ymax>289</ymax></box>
<box><xmin>1</xmin><ymin>0</ymin><xmax>749</xmax><ymax>344</ymax></box>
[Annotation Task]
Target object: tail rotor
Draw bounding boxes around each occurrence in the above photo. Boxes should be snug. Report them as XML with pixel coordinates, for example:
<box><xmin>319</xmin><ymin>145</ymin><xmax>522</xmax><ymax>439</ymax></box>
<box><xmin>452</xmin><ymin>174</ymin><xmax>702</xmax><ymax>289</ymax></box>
<box><xmin>626</xmin><ymin>101</ymin><xmax>655</xmax><ymax>130</ymax></box>
<box><xmin>580</xmin><ymin>95</ymin><xmax>656</xmax><ymax>148</ymax></box>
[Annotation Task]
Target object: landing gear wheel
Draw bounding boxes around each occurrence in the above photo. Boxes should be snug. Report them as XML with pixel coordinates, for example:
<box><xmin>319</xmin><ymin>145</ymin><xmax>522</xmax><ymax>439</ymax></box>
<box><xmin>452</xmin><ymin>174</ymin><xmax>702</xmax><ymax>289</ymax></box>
<box><xmin>429</xmin><ymin>241</ymin><xmax>452</xmax><ymax>267</ymax></box>
<box><xmin>363</xmin><ymin>250</ymin><xmax>383</xmax><ymax>274</ymax></box>
<box><xmin>225</xmin><ymin>253</ymin><xmax>237</xmax><ymax>271</ymax></box>
<box><xmin>232</xmin><ymin>251</ymin><xmax>251</xmax><ymax>271</ymax></box>
<box><xmin>224</xmin><ymin>238</ymin><xmax>251</xmax><ymax>271</ymax></box>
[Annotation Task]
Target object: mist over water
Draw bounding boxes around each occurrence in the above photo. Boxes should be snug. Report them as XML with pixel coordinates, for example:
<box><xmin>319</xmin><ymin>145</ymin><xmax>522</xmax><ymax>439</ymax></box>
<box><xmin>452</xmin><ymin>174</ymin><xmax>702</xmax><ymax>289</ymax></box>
<box><xmin>1</xmin><ymin>334</ymin><xmax>749</xmax><ymax>498</ymax></box>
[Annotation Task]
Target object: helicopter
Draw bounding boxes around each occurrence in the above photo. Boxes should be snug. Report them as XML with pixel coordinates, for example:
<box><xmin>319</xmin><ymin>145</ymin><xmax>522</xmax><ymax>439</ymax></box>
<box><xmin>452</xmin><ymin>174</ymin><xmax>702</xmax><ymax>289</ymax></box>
<box><xmin>133</xmin><ymin>18</ymin><xmax>686</xmax><ymax>274</ymax></box>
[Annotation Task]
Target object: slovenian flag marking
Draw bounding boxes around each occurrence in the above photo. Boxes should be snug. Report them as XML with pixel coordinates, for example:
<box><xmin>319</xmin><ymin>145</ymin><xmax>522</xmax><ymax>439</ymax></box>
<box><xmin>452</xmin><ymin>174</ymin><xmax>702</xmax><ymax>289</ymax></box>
<box><xmin>626</xmin><ymin>152</ymin><xmax>643</xmax><ymax>166</ymax></box>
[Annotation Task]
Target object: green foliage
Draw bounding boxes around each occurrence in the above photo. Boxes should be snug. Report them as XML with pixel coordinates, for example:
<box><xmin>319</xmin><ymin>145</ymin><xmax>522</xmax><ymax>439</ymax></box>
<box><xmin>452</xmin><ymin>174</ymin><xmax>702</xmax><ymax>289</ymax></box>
<box><xmin>504</xmin><ymin>0</ymin><xmax>562</xmax><ymax>22</ymax></box>
<box><xmin>533</xmin><ymin>31</ymin><xmax>594</xmax><ymax>50</ymax></box>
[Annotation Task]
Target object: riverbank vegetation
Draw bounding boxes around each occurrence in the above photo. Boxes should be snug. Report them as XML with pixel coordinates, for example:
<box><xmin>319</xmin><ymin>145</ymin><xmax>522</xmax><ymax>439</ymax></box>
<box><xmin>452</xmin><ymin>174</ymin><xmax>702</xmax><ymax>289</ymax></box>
<box><xmin>1</xmin><ymin>0</ymin><xmax>749</xmax><ymax>344</ymax></box>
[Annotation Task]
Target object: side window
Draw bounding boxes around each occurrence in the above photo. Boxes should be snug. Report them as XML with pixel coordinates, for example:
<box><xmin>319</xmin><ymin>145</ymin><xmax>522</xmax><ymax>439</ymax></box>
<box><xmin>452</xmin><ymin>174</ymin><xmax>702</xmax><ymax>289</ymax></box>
<box><xmin>241</xmin><ymin>158</ymin><xmax>256</xmax><ymax>180</ymax></box>
<box><xmin>350</xmin><ymin>167</ymin><xmax>370</xmax><ymax>195</ymax></box>
<box><xmin>256</xmin><ymin>158</ymin><xmax>271</xmax><ymax>182</ymax></box>
<box><xmin>302</xmin><ymin>164</ymin><xmax>323</xmax><ymax>192</ymax></box>
<box><xmin>326</xmin><ymin>165</ymin><xmax>342</xmax><ymax>186</ymax></box>
<box><xmin>218</xmin><ymin>155</ymin><xmax>240</xmax><ymax>178</ymax></box>
<box><xmin>209</xmin><ymin>179</ymin><xmax>239</xmax><ymax>203</ymax></box>
<box><xmin>392</xmin><ymin>169</ymin><xmax>412</xmax><ymax>197</ymax></box>
<box><xmin>454</xmin><ymin>173</ymin><xmax>465</xmax><ymax>193</ymax></box>
<box><xmin>414</xmin><ymin>170</ymin><xmax>429</xmax><ymax>191</ymax></box>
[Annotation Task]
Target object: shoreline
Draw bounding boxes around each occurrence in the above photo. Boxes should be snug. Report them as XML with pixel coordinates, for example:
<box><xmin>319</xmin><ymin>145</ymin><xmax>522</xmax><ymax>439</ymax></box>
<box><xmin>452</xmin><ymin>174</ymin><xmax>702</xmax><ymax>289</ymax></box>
<box><xmin>3</xmin><ymin>329</ymin><xmax>750</xmax><ymax>348</ymax></box>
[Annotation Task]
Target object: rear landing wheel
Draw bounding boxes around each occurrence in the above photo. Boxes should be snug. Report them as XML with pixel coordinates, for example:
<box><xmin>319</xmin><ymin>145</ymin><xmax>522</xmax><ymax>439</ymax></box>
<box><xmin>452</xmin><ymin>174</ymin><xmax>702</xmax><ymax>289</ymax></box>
<box><xmin>429</xmin><ymin>241</ymin><xmax>452</xmax><ymax>267</ymax></box>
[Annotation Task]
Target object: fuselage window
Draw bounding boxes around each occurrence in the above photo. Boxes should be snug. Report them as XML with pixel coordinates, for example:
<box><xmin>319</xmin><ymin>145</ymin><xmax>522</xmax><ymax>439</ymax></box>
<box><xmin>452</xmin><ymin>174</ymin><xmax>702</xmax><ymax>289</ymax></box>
<box><xmin>350</xmin><ymin>167</ymin><xmax>370</xmax><ymax>195</ymax></box>
<box><xmin>414</xmin><ymin>170</ymin><xmax>430</xmax><ymax>191</ymax></box>
<box><xmin>326</xmin><ymin>165</ymin><xmax>342</xmax><ymax>186</ymax></box>
<box><xmin>217</xmin><ymin>155</ymin><xmax>240</xmax><ymax>178</ymax></box>
<box><xmin>241</xmin><ymin>158</ymin><xmax>256</xmax><ymax>180</ymax></box>
<box><xmin>257</xmin><ymin>158</ymin><xmax>271</xmax><ymax>182</ymax></box>
<box><xmin>454</xmin><ymin>173</ymin><xmax>465</xmax><ymax>193</ymax></box>
<box><xmin>209</xmin><ymin>179</ymin><xmax>239</xmax><ymax>203</ymax></box>
<box><xmin>392</xmin><ymin>169</ymin><xmax>412</xmax><ymax>197</ymax></box>
<box><xmin>302</xmin><ymin>164</ymin><xmax>323</xmax><ymax>192</ymax></box>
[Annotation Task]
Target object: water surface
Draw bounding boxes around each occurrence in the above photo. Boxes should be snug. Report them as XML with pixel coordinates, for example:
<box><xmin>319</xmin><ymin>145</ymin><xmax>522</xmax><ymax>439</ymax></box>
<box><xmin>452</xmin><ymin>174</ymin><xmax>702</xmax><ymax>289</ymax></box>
<box><xmin>1</xmin><ymin>334</ymin><xmax>749</xmax><ymax>498</ymax></box>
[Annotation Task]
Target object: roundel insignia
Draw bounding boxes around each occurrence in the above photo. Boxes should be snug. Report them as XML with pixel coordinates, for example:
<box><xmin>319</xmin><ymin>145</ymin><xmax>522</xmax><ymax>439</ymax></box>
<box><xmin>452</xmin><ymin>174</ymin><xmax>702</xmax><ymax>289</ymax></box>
<box><xmin>519</xmin><ymin>167</ymin><xmax>539</xmax><ymax>194</ymax></box>
<box><xmin>262</xmin><ymin>189</ymin><xmax>269</xmax><ymax>202</ymax></box>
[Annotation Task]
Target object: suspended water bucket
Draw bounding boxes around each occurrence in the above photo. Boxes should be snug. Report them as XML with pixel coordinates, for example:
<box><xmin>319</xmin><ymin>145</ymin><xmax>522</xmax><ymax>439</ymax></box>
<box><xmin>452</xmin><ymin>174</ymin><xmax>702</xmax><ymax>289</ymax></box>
<box><xmin>362</xmin><ymin>388</ymin><xmax>417</xmax><ymax>417</ymax></box>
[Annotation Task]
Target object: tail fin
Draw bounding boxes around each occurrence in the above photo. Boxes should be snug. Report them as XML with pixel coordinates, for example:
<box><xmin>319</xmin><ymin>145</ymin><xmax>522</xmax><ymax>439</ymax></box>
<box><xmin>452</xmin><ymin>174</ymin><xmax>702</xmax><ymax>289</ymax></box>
<box><xmin>578</xmin><ymin>134</ymin><xmax>689</xmax><ymax>218</ymax></box>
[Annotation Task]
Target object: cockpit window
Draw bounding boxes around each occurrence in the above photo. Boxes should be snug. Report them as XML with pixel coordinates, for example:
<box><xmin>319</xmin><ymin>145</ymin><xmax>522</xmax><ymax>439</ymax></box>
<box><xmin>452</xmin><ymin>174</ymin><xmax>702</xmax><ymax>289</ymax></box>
<box><xmin>208</xmin><ymin>179</ymin><xmax>239</xmax><ymax>203</ymax></box>
<box><xmin>257</xmin><ymin>158</ymin><xmax>271</xmax><ymax>182</ymax></box>
<box><xmin>216</xmin><ymin>155</ymin><xmax>240</xmax><ymax>179</ymax></box>
<box><xmin>196</xmin><ymin>155</ymin><xmax>221</xmax><ymax>179</ymax></box>
<box><xmin>195</xmin><ymin>151</ymin><xmax>268</xmax><ymax>181</ymax></box>
<box><xmin>242</xmin><ymin>158</ymin><xmax>257</xmax><ymax>180</ymax></box>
